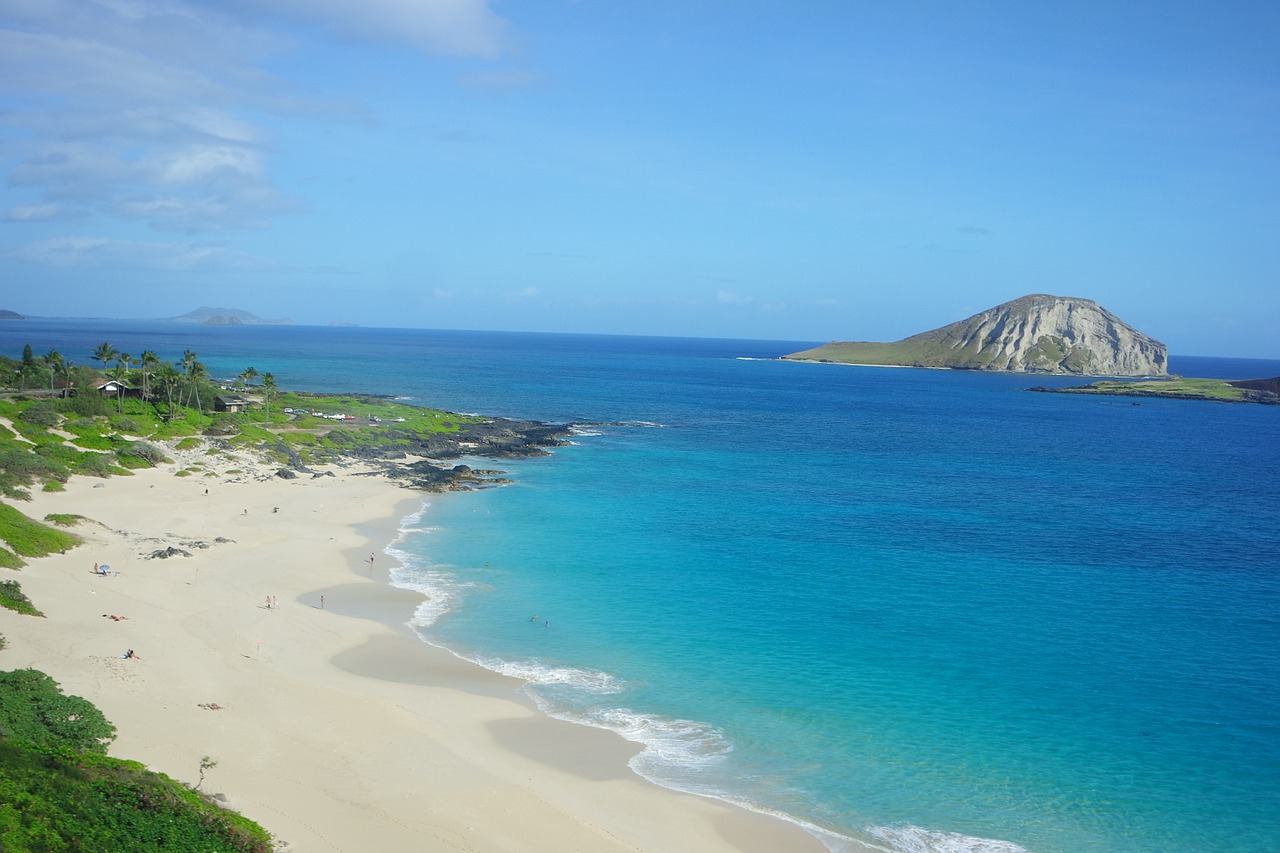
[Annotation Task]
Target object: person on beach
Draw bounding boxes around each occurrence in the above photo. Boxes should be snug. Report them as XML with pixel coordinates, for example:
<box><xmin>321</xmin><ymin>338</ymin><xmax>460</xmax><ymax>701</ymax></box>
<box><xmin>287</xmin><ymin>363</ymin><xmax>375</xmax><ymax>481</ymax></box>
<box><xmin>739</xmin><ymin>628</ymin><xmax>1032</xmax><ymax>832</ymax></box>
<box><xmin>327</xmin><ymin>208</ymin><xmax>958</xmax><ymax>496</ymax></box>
<box><xmin>103</xmin><ymin>614</ymin><xmax>128</xmax><ymax>621</ymax></box>
<box><xmin>121</xmin><ymin>649</ymin><xmax>138</xmax><ymax>659</ymax></box>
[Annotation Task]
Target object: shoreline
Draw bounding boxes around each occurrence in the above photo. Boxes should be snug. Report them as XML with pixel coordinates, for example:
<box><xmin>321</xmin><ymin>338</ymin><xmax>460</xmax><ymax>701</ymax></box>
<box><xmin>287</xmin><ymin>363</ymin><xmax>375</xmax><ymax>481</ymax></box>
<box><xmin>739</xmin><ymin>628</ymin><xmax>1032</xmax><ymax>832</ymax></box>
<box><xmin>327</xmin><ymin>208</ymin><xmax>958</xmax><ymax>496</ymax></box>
<box><xmin>1</xmin><ymin>450</ymin><xmax>844</xmax><ymax>851</ymax></box>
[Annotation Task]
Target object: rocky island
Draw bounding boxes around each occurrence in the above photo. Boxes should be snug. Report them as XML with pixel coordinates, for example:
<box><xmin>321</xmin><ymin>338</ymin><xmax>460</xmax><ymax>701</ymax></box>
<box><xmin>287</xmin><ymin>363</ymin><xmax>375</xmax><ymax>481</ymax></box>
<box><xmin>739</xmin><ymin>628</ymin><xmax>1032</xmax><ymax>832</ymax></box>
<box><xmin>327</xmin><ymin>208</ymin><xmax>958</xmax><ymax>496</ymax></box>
<box><xmin>785</xmin><ymin>294</ymin><xmax>1167</xmax><ymax>376</ymax></box>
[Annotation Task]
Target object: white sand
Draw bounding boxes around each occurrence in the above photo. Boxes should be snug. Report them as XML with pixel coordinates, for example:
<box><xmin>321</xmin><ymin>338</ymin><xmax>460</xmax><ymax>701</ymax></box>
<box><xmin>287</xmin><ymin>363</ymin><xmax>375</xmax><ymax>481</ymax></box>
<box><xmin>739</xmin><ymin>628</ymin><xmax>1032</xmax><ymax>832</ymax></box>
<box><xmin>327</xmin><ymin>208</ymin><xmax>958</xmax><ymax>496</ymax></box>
<box><xmin>0</xmin><ymin>447</ymin><xmax>845</xmax><ymax>852</ymax></box>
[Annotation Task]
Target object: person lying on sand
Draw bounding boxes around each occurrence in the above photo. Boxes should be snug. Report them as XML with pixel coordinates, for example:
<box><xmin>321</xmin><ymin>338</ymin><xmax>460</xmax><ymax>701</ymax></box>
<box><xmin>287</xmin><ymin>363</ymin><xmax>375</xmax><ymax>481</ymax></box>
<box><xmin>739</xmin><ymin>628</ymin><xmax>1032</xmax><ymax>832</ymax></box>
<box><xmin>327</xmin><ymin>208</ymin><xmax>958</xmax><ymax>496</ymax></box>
<box><xmin>102</xmin><ymin>614</ymin><xmax>129</xmax><ymax>621</ymax></box>
<box><xmin>120</xmin><ymin>649</ymin><xmax>139</xmax><ymax>659</ymax></box>
<box><xmin>197</xmin><ymin>702</ymin><xmax>224</xmax><ymax>710</ymax></box>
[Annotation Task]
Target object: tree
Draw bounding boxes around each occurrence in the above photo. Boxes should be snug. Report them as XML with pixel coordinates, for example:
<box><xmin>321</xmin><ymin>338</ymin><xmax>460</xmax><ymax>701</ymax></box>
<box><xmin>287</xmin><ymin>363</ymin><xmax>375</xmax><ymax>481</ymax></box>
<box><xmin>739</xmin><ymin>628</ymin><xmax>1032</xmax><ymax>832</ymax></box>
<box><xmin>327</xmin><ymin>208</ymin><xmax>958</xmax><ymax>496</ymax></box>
<box><xmin>261</xmin><ymin>372</ymin><xmax>277</xmax><ymax>425</ymax></box>
<box><xmin>237</xmin><ymin>366</ymin><xmax>259</xmax><ymax>391</ymax></box>
<box><xmin>196</xmin><ymin>755</ymin><xmax>218</xmax><ymax>791</ymax></box>
<box><xmin>181</xmin><ymin>350</ymin><xmax>209</xmax><ymax>413</ymax></box>
<box><xmin>56</xmin><ymin>358</ymin><xmax>75</xmax><ymax>393</ymax></box>
<box><xmin>139</xmin><ymin>350</ymin><xmax>160</xmax><ymax>401</ymax></box>
<box><xmin>155</xmin><ymin>362</ymin><xmax>182</xmax><ymax>420</ymax></box>
<box><xmin>41</xmin><ymin>349</ymin><xmax>62</xmax><ymax>392</ymax></box>
<box><xmin>187</xmin><ymin>360</ymin><xmax>210</xmax><ymax>416</ymax></box>
<box><xmin>90</xmin><ymin>342</ymin><xmax>119</xmax><ymax>374</ymax></box>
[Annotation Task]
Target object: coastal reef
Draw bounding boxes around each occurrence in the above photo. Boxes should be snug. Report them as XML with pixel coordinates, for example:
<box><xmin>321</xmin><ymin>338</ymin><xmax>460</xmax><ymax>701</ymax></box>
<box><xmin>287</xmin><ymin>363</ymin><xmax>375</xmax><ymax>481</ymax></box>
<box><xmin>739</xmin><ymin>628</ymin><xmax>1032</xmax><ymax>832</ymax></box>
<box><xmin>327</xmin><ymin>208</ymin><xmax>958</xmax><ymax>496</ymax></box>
<box><xmin>785</xmin><ymin>294</ymin><xmax>1168</xmax><ymax>376</ymax></box>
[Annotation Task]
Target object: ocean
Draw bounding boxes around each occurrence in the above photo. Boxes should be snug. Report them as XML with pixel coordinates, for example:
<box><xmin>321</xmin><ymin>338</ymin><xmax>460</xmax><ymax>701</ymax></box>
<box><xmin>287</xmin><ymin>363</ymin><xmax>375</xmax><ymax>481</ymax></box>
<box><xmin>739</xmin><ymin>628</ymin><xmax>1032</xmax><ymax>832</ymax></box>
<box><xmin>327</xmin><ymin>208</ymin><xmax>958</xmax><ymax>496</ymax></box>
<box><xmin>3</xmin><ymin>319</ymin><xmax>1279</xmax><ymax>853</ymax></box>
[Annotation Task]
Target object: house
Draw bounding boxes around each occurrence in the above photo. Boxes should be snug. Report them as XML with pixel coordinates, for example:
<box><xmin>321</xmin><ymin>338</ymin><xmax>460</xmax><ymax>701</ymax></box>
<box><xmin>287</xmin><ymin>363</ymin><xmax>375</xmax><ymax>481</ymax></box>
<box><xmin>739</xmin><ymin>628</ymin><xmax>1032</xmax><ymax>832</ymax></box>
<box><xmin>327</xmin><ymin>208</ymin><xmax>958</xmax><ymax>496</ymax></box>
<box><xmin>96</xmin><ymin>380</ymin><xmax>144</xmax><ymax>399</ymax></box>
<box><xmin>214</xmin><ymin>394</ymin><xmax>251</xmax><ymax>413</ymax></box>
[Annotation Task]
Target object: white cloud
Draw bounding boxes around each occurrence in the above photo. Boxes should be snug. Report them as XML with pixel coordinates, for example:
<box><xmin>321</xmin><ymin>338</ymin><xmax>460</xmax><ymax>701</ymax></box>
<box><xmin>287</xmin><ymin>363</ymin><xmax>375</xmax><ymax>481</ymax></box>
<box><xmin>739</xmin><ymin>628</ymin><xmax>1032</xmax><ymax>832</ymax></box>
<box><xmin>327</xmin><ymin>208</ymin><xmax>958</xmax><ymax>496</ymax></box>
<box><xmin>716</xmin><ymin>289</ymin><xmax>755</xmax><ymax>305</ymax></box>
<box><xmin>246</xmin><ymin>0</ymin><xmax>510</xmax><ymax>59</ymax></box>
<box><xmin>7</xmin><ymin>235</ymin><xmax>274</xmax><ymax>270</ymax></box>
<box><xmin>0</xmin><ymin>1</ymin><xmax>513</xmax><ymax>236</ymax></box>
<box><xmin>0</xmin><ymin>203</ymin><xmax>90</xmax><ymax>222</ymax></box>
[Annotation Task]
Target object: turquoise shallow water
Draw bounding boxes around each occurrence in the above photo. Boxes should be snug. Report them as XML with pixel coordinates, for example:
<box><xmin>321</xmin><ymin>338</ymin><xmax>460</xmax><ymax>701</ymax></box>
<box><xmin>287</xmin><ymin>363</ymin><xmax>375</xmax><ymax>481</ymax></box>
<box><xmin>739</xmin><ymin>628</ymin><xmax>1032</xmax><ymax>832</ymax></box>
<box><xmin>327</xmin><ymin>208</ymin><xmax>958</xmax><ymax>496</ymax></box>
<box><xmin>4</xmin><ymin>321</ymin><xmax>1279</xmax><ymax>852</ymax></box>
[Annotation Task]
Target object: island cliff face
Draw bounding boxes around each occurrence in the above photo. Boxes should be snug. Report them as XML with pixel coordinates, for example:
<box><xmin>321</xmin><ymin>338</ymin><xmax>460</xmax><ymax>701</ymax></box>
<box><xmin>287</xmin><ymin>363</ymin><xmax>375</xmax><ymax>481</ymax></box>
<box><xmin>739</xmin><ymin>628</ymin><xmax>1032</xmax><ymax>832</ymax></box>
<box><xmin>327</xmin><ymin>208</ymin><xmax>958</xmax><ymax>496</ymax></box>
<box><xmin>785</xmin><ymin>294</ymin><xmax>1168</xmax><ymax>376</ymax></box>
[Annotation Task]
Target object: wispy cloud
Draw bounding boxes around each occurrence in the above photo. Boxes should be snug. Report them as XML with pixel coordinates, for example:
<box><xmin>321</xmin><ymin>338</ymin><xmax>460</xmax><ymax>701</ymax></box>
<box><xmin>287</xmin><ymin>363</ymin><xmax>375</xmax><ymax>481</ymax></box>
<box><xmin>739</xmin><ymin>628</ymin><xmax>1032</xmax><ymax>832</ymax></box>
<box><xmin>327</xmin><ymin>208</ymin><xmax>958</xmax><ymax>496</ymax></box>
<box><xmin>7</xmin><ymin>235</ymin><xmax>275</xmax><ymax>271</ymax></box>
<box><xmin>958</xmin><ymin>226</ymin><xmax>993</xmax><ymax>235</ymax></box>
<box><xmin>716</xmin><ymin>290</ymin><xmax>755</xmax><ymax>305</ymax></box>
<box><xmin>0</xmin><ymin>1</ymin><xmax>508</xmax><ymax>235</ymax></box>
<box><xmin>0</xmin><ymin>203</ymin><xmax>90</xmax><ymax>223</ymax></box>
<box><xmin>244</xmin><ymin>0</ymin><xmax>510</xmax><ymax>59</ymax></box>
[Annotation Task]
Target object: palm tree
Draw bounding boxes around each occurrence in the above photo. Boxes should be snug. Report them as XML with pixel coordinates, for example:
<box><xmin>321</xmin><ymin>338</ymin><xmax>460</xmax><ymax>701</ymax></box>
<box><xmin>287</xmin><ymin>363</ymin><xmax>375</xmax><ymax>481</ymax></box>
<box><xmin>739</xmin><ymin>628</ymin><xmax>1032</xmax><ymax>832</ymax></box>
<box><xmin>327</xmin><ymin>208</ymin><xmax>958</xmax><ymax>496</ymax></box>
<box><xmin>237</xmin><ymin>366</ymin><xmax>260</xmax><ymax>391</ymax></box>
<box><xmin>180</xmin><ymin>350</ymin><xmax>201</xmax><ymax>409</ymax></box>
<box><xmin>57</xmin><ymin>358</ymin><xmax>75</xmax><ymax>393</ymax></box>
<box><xmin>155</xmin><ymin>362</ymin><xmax>182</xmax><ymax>420</ymax></box>
<box><xmin>42</xmin><ymin>349</ymin><xmax>63</xmax><ymax>391</ymax></box>
<box><xmin>187</xmin><ymin>360</ymin><xmax>210</xmax><ymax>417</ymax></box>
<box><xmin>261</xmin><ymin>372</ymin><xmax>277</xmax><ymax>425</ymax></box>
<box><xmin>140</xmin><ymin>350</ymin><xmax>160</xmax><ymax>401</ymax></box>
<box><xmin>91</xmin><ymin>342</ymin><xmax>119</xmax><ymax>375</ymax></box>
<box><xmin>108</xmin><ymin>361</ymin><xmax>130</xmax><ymax>413</ymax></box>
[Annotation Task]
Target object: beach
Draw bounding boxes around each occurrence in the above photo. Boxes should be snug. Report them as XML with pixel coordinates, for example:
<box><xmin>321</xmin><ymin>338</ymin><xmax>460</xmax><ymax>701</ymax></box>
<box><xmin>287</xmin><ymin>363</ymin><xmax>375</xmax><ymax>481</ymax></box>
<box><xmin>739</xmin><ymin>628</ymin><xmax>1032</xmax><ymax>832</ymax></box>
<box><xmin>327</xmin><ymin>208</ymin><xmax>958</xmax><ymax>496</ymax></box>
<box><xmin>0</xmin><ymin>446</ymin><xmax>835</xmax><ymax>853</ymax></box>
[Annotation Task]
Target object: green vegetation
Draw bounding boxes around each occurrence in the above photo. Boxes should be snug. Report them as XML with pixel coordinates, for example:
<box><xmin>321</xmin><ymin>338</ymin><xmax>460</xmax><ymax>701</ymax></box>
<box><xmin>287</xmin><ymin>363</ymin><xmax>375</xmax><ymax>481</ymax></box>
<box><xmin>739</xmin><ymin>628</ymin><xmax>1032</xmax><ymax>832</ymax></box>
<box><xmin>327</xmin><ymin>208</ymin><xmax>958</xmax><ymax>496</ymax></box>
<box><xmin>43</xmin><ymin>514</ymin><xmax>86</xmax><ymax>527</ymax></box>
<box><xmin>1044</xmin><ymin>378</ymin><xmax>1252</xmax><ymax>402</ymax></box>
<box><xmin>0</xmin><ymin>581</ymin><xmax>42</xmax><ymax>616</ymax></box>
<box><xmin>0</xmin><ymin>669</ymin><xmax>114</xmax><ymax>752</ymax></box>
<box><xmin>2</xmin><ymin>341</ymin><xmax>486</xmax><ymax>502</ymax></box>
<box><xmin>0</xmin><ymin>670</ymin><xmax>272</xmax><ymax>852</ymax></box>
<box><xmin>0</xmin><ymin>503</ymin><xmax>81</xmax><ymax>564</ymax></box>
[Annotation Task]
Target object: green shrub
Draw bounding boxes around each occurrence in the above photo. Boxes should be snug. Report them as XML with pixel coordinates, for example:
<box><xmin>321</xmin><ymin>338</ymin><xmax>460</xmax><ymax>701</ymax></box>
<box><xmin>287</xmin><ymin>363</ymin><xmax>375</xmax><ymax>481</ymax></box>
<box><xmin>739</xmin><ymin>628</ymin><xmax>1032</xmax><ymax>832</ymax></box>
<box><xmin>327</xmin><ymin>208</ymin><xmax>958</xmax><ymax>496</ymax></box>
<box><xmin>0</xmin><ymin>669</ymin><xmax>112</xmax><ymax>750</ymax></box>
<box><xmin>0</xmin><ymin>503</ymin><xmax>82</xmax><ymax>557</ymax></box>
<box><xmin>108</xmin><ymin>414</ymin><xmax>142</xmax><ymax>434</ymax></box>
<box><xmin>175</xmin><ymin>437</ymin><xmax>202</xmax><ymax>451</ymax></box>
<box><xmin>0</xmin><ymin>581</ymin><xmax>42</xmax><ymax>616</ymax></box>
<box><xmin>43</xmin><ymin>514</ymin><xmax>86</xmax><ymax>527</ymax></box>
<box><xmin>41</xmin><ymin>481</ymin><xmax>64</xmax><ymax>493</ymax></box>
<box><xmin>16</xmin><ymin>404</ymin><xmax>59</xmax><ymax>429</ymax></box>
<box><xmin>70</xmin><ymin>452</ymin><xmax>118</xmax><ymax>478</ymax></box>
<box><xmin>116</xmin><ymin>441</ymin><xmax>166</xmax><ymax>465</ymax></box>
<box><xmin>59</xmin><ymin>392</ymin><xmax>110</xmax><ymax>417</ymax></box>
<box><xmin>0</xmin><ymin>450</ymin><xmax>70</xmax><ymax>499</ymax></box>
<box><xmin>0</xmin><ymin>548</ymin><xmax>22</xmax><ymax>569</ymax></box>
<box><xmin>0</xmin><ymin>741</ymin><xmax>273</xmax><ymax>851</ymax></box>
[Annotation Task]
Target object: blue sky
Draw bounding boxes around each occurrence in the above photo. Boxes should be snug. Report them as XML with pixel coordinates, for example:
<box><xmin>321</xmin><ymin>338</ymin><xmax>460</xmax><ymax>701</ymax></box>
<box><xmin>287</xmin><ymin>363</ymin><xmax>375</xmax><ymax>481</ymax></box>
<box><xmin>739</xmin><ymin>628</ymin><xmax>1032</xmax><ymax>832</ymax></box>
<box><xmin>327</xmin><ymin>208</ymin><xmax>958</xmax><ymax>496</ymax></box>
<box><xmin>1</xmin><ymin>1</ymin><xmax>1277</xmax><ymax>356</ymax></box>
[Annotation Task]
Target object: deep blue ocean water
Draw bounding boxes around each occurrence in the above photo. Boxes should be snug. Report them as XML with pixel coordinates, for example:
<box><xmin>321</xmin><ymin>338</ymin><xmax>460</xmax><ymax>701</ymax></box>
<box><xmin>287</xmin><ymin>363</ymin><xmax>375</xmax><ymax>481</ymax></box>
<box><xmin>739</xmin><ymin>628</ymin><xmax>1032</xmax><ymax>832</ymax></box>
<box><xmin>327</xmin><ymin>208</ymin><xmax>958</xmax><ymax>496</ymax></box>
<box><xmin>4</xmin><ymin>319</ymin><xmax>1279</xmax><ymax>853</ymax></box>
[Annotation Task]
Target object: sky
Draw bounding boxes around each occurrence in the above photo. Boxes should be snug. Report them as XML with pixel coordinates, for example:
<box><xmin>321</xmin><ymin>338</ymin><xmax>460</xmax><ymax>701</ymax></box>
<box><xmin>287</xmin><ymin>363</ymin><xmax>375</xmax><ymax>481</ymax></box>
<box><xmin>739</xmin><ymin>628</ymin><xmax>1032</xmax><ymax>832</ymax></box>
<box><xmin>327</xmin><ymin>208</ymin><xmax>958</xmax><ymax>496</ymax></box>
<box><xmin>1</xmin><ymin>1</ymin><xmax>1277</xmax><ymax>357</ymax></box>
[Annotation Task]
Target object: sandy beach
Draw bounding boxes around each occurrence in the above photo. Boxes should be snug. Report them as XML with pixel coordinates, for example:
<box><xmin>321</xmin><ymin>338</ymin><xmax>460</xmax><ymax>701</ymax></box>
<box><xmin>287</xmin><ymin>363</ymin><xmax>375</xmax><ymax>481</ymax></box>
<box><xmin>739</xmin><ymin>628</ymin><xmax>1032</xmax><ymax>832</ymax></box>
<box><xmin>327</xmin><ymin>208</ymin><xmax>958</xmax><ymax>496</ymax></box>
<box><xmin>0</xmin><ymin>444</ymin><xmax>840</xmax><ymax>852</ymax></box>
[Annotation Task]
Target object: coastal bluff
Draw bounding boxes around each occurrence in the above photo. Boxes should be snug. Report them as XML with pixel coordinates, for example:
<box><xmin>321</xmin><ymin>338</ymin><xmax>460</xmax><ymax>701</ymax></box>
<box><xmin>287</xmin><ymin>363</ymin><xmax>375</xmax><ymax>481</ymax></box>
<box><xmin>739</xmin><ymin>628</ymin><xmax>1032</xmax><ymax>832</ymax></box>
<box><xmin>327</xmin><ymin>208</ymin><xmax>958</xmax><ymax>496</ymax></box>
<box><xmin>785</xmin><ymin>294</ymin><xmax>1168</xmax><ymax>376</ymax></box>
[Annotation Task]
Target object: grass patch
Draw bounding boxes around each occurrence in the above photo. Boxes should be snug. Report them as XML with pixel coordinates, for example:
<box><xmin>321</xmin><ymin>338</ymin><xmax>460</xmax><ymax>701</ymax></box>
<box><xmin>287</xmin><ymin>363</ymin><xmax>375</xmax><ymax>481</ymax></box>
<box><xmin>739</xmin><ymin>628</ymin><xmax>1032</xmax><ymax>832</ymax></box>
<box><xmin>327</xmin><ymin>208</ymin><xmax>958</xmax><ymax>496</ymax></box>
<box><xmin>0</xmin><ymin>580</ymin><xmax>43</xmax><ymax>616</ymax></box>
<box><xmin>0</xmin><ymin>503</ymin><xmax>82</xmax><ymax>557</ymax></box>
<box><xmin>1048</xmin><ymin>378</ymin><xmax>1250</xmax><ymax>402</ymax></box>
<box><xmin>176</xmin><ymin>437</ymin><xmax>202</xmax><ymax>451</ymax></box>
<box><xmin>43</xmin><ymin>513</ymin><xmax>86</xmax><ymax>527</ymax></box>
<box><xmin>70</xmin><ymin>434</ymin><xmax>115</xmax><ymax>451</ymax></box>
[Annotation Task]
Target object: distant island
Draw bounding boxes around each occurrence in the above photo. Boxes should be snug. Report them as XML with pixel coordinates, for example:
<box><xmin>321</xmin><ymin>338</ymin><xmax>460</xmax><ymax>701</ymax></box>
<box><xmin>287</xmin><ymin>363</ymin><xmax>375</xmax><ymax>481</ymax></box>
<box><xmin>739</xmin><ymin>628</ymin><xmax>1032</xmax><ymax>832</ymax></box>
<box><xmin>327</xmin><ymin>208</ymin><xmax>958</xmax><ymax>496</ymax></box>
<box><xmin>785</xmin><ymin>294</ymin><xmax>1167</xmax><ymax>376</ymax></box>
<box><xmin>0</xmin><ymin>309</ymin><xmax>25</xmax><ymax>320</ymax></box>
<box><xmin>165</xmin><ymin>307</ymin><xmax>291</xmax><ymax>325</ymax></box>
